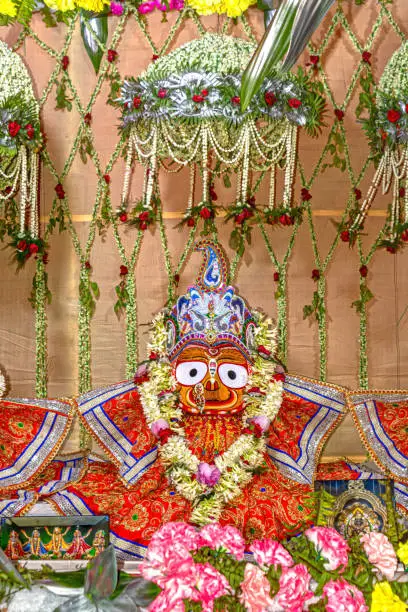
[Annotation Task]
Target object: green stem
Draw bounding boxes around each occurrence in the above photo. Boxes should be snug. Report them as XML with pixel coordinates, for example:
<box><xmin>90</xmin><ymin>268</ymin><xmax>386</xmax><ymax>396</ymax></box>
<box><xmin>35</xmin><ymin>259</ymin><xmax>47</xmax><ymax>398</ymax></box>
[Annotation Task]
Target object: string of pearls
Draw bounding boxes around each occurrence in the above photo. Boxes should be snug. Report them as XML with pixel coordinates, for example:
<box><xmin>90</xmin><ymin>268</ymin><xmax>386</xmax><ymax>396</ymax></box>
<box><xmin>19</xmin><ymin>145</ymin><xmax>28</xmax><ymax>237</ymax></box>
<box><xmin>241</xmin><ymin>126</ymin><xmax>250</xmax><ymax>202</ymax></box>
<box><xmin>144</xmin><ymin>128</ymin><xmax>157</xmax><ymax>209</ymax></box>
<box><xmin>352</xmin><ymin>154</ymin><xmax>387</xmax><ymax>231</ymax></box>
<box><xmin>202</xmin><ymin>124</ymin><xmax>208</xmax><ymax>201</ymax></box>
<box><xmin>268</xmin><ymin>163</ymin><xmax>276</xmax><ymax>210</ymax></box>
<box><xmin>29</xmin><ymin>151</ymin><xmax>39</xmax><ymax>237</ymax></box>
<box><xmin>186</xmin><ymin>164</ymin><xmax>196</xmax><ymax>214</ymax></box>
<box><xmin>282</xmin><ymin>125</ymin><xmax>297</xmax><ymax>208</ymax></box>
<box><xmin>121</xmin><ymin>136</ymin><xmax>134</xmax><ymax>209</ymax></box>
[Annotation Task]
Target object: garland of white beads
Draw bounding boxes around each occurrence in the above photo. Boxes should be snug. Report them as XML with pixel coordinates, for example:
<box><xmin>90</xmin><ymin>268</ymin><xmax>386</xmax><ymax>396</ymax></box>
<box><xmin>282</xmin><ymin>125</ymin><xmax>297</xmax><ymax>208</ymax></box>
<box><xmin>121</xmin><ymin>135</ymin><xmax>134</xmax><ymax>210</ymax></box>
<box><xmin>144</xmin><ymin>128</ymin><xmax>157</xmax><ymax>209</ymax></box>
<box><xmin>241</xmin><ymin>126</ymin><xmax>250</xmax><ymax>202</ymax></box>
<box><xmin>29</xmin><ymin>151</ymin><xmax>39</xmax><ymax>237</ymax></box>
<box><xmin>19</xmin><ymin>145</ymin><xmax>28</xmax><ymax>236</ymax></box>
<box><xmin>201</xmin><ymin>124</ymin><xmax>209</xmax><ymax>201</ymax></box>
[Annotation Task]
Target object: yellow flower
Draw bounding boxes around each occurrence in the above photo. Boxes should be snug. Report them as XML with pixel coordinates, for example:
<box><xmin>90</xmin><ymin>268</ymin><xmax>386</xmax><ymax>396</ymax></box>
<box><xmin>222</xmin><ymin>0</ymin><xmax>256</xmax><ymax>18</ymax></box>
<box><xmin>76</xmin><ymin>0</ymin><xmax>108</xmax><ymax>10</ymax></box>
<box><xmin>398</xmin><ymin>541</ymin><xmax>408</xmax><ymax>565</ymax></box>
<box><xmin>371</xmin><ymin>582</ymin><xmax>408</xmax><ymax>612</ymax></box>
<box><xmin>187</xmin><ymin>0</ymin><xmax>255</xmax><ymax>17</ymax></box>
<box><xmin>1</xmin><ymin>0</ymin><xmax>17</xmax><ymax>17</ymax></box>
<box><xmin>44</xmin><ymin>0</ymin><xmax>76</xmax><ymax>11</ymax></box>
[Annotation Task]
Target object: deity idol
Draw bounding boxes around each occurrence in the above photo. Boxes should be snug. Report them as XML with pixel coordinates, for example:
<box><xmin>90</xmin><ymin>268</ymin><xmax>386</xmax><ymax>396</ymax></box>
<box><xmin>0</xmin><ymin>241</ymin><xmax>347</xmax><ymax>559</ymax></box>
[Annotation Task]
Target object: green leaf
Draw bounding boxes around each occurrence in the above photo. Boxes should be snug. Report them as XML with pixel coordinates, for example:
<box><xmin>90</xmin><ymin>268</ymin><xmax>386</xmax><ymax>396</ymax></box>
<box><xmin>14</xmin><ymin>0</ymin><xmax>36</xmax><ymax>25</ymax></box>
<box><xmin>90</xmin><ymin>281</ymin><xmax>100</xmax><ymax>299</ymax></box>
<box><xmin>80</xmin><ymin>10</ymin><xmax>108</xmax><ymax>74</ymax></box>
<box><xmin>281</xmin><ymin>0</ymin><xmax>335</xmax><ymax>71</ymax></box>
<box><xmin>241</xmin><ymin>0</ymin><xmax>298</xmax><ymax>110</ymax></box>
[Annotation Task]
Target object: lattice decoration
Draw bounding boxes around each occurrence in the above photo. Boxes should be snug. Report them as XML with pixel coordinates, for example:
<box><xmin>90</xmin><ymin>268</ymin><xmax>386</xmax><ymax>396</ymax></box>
<box><xmin>0</xmin><ymin>1</ymin><xmax>406</xmax><ymax>407</ymax></box>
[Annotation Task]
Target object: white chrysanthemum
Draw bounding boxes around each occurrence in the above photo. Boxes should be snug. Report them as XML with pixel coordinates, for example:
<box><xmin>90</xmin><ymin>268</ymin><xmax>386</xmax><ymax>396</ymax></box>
<box><xmin>0</xmin><ymin>42</ymin><xmax>38</xmax><ymax>110</ymax></box>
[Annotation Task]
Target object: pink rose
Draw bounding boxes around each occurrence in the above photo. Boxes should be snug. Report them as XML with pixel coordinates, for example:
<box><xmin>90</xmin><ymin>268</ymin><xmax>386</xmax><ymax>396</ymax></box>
<box><xmin>238</xmin><ymin>563</ymin><xmax>274</xmax><ymax>612</ymax></box>
<box><xmin>275</xmin><ymin>564</ymin><xmax>315</xmax><ymax>612</ymax></box>
<box><xmin>250</xmin><ymin>539</ymin><xmax>293</xmax><ymax>569</ymax></box>
<box><xmin>110</xmin><ymin>1</ymin><xmax>124</xmax><ymax>14</ymax></box>
<box><xmin>151</xmin><ymin>419</ymin><xmax>170</xmax><ymax>437</ymax></box>
<box><xmin>195</xmin><ymin>562</ymin><xmax>231</xmax><ymax>610</ymax></box>
<box><xmin>305</xmin><ymin>526</ymin><xmax>349</xmax><ymax>571</ymax></box>
<box><xmin>199</xmin><ymin>523</ymin><xmax>245</xmax><ymax>560</ymax></box>
<box><xmin>197</xmin><ymin>462</ymin><xmax>221</xmax><ymax>487</ymax></box>
<box><xmin>138</xmin><ymin>1</ymin><xmax>155</xmax><ymax>12</ymax></box>
<box><xmin>323</xmin><ymin>579</ymin><xmax>368</xmax><ymax>612</ymax></box>
<box><xmin>250</xmin><ymin>416</ymin><xmax>271</xmax><ymax>433</ymax></box>
<box><xmin>360</xmin><ymin>532</ymin><xmax>398</xmax><ymax>580</ymax></box>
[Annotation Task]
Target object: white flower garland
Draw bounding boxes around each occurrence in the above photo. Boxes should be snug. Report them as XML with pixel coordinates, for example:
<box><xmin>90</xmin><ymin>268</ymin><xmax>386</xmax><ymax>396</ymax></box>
<box><xmin>138</xmin><ymin>311</ymin><xmax>283</xmax><ymax>525</ymax></box>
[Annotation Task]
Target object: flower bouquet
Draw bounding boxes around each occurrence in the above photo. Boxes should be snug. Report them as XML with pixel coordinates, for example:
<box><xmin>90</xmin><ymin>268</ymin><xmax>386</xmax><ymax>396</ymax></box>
<box><xmin>136</xmin><ymin>521</ymin><xmax>408</xmax><ymax>611</ymax></box>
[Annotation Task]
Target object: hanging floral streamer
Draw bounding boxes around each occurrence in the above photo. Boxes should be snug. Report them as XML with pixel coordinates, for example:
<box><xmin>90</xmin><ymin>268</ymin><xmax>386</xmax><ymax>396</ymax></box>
<box><xmin>0</xmin><ymin>41</ymin><xmax>42</xmax><ymax>261</ymax></box>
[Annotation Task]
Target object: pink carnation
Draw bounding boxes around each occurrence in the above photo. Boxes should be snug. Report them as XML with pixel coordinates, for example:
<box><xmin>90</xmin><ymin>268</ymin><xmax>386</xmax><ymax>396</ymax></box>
<box><xmin>151</xmin><ymin>419</ymin><xmax>170</xmax><ymax>437</ymax></box>
<box><xmin>250</xmin><ymin>539</ymin><xmax>293</xmax><ymax>569</ymax></box>
<box><xmin>275</xmin><ymin>564</ymin><xmax>315</xmax><ymax>612</ymax></box>
<box><xmin>197</xmin><ymin>462</ymin><xmax>221</xmax><ymax>487</ymax></box>
<box><xmin>305</xmin><ymin>526</ymin><xmax>349</xmax><ymax>571</ymax></box>
<box><xmin>360</xmin><ymin>531</ymin><xmax>398</xmax><ymax>580</ymax></box>
<box><xmin>323</xmin><ymin>579</ymin><xmax>368</xmax><ymax>612</ymax></box>
<box><xmin>199</xmin><ymin>523</ymin><xmax>245</xmax><ymax>560</ymax></box>
<box><xmin>195</xmin><ymin>562</ymin><xmax>231</xmax><ymax>610</ymax></box>
<box><xmin>251</xmin><ymin>415</ymin><xmax>271</xmax><ymax>432</ymax></box>
<box><xmin>238</xmin><ymin>563</ymin><xmax>274</xmax><ymax>612</ymax></box>
<box><xmin>138</xmin><ymin>1</ymin><xmax>155</xmax><ymax>13</ymax></box>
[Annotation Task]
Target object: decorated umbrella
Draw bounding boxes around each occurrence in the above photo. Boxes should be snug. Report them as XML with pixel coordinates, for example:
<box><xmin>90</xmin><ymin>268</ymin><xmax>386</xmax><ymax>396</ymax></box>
<box><xmin>117</xmin><ymin>33</ymin><xmax>324</xmax><ymax>247</ymax></box>
<box><xmin>345</xmin><ymin>41</ymin><xmax>408</xmax><ymax>250</ymax></box>
<box><xmin>0</xmin><ymin>41</ymin><xmax>42</xmax><ymax>260</ymax></box>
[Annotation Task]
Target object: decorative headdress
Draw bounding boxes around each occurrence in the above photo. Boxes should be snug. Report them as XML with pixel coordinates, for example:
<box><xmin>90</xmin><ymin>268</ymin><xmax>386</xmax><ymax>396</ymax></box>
<box><xmin>165</xmin><ymin>241</ymin><xmax>258</xmax><ymax>361</ymax></box>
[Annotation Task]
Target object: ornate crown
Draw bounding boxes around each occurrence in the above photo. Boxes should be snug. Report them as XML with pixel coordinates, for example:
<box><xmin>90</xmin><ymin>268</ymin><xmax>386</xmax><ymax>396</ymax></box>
<box><xmin>165</xmin><ymin>241</ymin><xmax>257</xmax><ymax>361</ymax></box>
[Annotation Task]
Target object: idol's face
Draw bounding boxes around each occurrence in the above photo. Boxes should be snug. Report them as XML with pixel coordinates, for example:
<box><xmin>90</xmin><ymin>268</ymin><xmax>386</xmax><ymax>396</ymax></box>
<box><xmin>174</xmin><ymin>344</ymin><xmax>249</xmax><ymax>415</ymax></box>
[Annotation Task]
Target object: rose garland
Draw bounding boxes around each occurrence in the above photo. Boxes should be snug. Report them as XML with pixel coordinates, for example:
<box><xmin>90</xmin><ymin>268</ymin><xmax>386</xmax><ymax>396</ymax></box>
<box><xmin>137</xmin><ymin>310</ymin><xmax>283</xmax><ymax>526</ymax></box>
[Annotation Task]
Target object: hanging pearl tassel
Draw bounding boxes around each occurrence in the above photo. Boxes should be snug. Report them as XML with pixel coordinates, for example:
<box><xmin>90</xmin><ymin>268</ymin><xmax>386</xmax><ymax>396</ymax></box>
<box><xmin>19</xmin><ymin>145</ymin><xmax>28</xmax><ymax>237</ymax></box>
<box><xmin>202</xmin><ymin>124</ymin><xmax>208</xmax><ymax>202</ymax></box>
<box><xmin>404</xmin><ymin>147</ymin><xmax>408</xmax><ymax>223</ymax></box>
<box><xmin>241</xmin><ymin>126</ymin><xmax>250</xmax><ymax>203</ymax></box>
<box><xmin>144</xmin><ymin>128</ymin><xmax>157</xmax><ymax>209</ymax></box>
<box><xmin>352</xmin><ymin>154</ymin><xmax>387</xmax><ymax>231</ymax></box>
<box><xmin>282</xmin><ymin>125</ymin><xmax>297</xmax><ymax>208</ymax></box>
<box><xmin>187</xmin><ymin>164</ymin><xmax>196</xmax><ymax>214</ymax></box>
<box><xmin>269</xmin><ymin>163</ymin><xmax>276</xmax><ymax>210</ymax></box>
<box><xmin>29</xmin><ymin>152</ymin><xmax>39</xmax><ymax>238</ymax></box>
<box><xmin>121</xmin><ymin>133</ymin><xmax>134</xmax><ymax>209</ymax></box>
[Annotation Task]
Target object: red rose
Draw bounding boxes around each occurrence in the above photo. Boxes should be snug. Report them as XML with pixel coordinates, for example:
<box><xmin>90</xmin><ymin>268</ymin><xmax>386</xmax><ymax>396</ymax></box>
<box><xmin>61</xmin><ymin>55</ymin><xmax>69</xmax><ymax>71</ymax></box>
<box><xmin>17</xmin><ymin>240</ymin><xmax>27</xmax><ymax>251</ymax></box>
<box><xmin>187</xmin><ymin>217</ymin><xmax>195</xmax><ymax>227</ymax></box>
<box><xmin>157</xmin><ymin>88</ymin><xmax>167</xmax><ymax>99</ymax></box>
<box><xmin>359</xmin><ymin>265</ymin><xmax>368</xmax><ymax>277</ymax></box>
<box><xmin>42</xmin><ymin>252</ymin><xmax>49</xmax><ymax>265</ymax></box>
<box><xmin>253</xmin><ymin>423</ymin><xmax>263</xmax><ymax>438</ymax></box>
<box><xmin>399</xmin><ymin>187</ymin><xmax>406</xmax><ymax>198</ymax></box>
<box><xmin>362</xmin><ymin>51</ymin><xmax>371</xmax><ymax>64</ymax></box>
<box><xmin>310</xmin><ymin>55</ymin><xmax>319</xmax><ymax>66</ymax></box>
<box><xmin>231</xmin><ymin>96</ymin><xmax>240</xmax><ymax>105</ymax></box>
<box><xmin>235</xmin><ymin>211</ymin><xmax>246</xmax><ymax>225</ymax></box>
<box><xmin>55</xmin><ymin>183</ymin><xmax>65</xmax><ymax>199</ymax></box>
<box><xmin>29</xmin><ymin>243</ymin><xmax>39</xmax><ymax>254</ymax></box>
<box><xmin>84</xmin><ymin>113</ymin><xmax>92</xmax><ymax>125</ymax></box>
<box><xmin>354</xmin><ymin>188</ymin><xmax>362</xmax><ymax>200</ymax></box>
<box><xmin>209</xmin><ymin>187</ymin><xmax>218</xmax><ymax>202</ymax></box>
<box><xmin>401</xmin><ymin>230</ymin><xmax>408</xmax><ymax>242</ymax></box>
<box><xmin>200</xmin><ymin>207</ymin><xmax>212</xmax><ymax>219</ymax></box>
<box><xmin>301</xmin><ymin>187</ymin><xmax>312</xmax><ymax>201</ymax></box>
<box><xmin>133</xmin><ymin>96</ymin><xmax>142</xmax><ymax>109</ymax></box>
<box><xmin>192</xmin><ymin>94</ymin><xmax>204</xmax><ymax>103</ymax></box>
<box><xmin>8</xmin><ymin>122</ymin><xmax>21</xmax><ymax>137</ymax></box>
<box><xmin>386</xmin><ymin>246</ymin><xmax>397</xmax><ymax>254</ymax></box>
<box><xmin>340</xmin><ymin>230</ymin><xmax>350</xmax><ymax>242</ymax></box>
<box><xmin>158</xmin><ymin>428</ymin><xmax>174</xmax><ymax>444</ymax></box>
<box><xmin>25</xmin><ymin>124</ymin><xmax>34</xmax><ymax>140</ymax></box>
<box><xmin>201</xmin><ymin>89</ymin><xmax>208</xmax><ymax>97</ymax></box>
<box><xmin>103</xmin><ymin>174</ymin><xmax>111</xmax><ymax>184</ymax></box>
<box><xmin>149</xmin><ymin>351</ymin><xmax>158</xmax><ymax>360</ymax></box>
<box><xmin>120</xmin><ymin>265</ymin><xmax>128</xmax><ymax>276</ymax></box>
<box><xmin>242</xmin><ymin>427</ymin><xmax>253</xmax><ymax>436</ymax></box>
<box><xmin>334</xmin><ymin>108</ymin><xmax>344</xmax><ymax>121</ymax></box>
<box><xmin>134</xmin><ymin>372</ymin><xmax>149</xmax><ymax>384</ymax></box>
<box><xmin>152</xmin><ymin>54</ymin><xmax>159</xmax><ymax>61</ymax></box>
<box><xmin>273</xmin><ymin>372</ymin><xmax>286</xmax><ymax>382</ymax></box>
<box><xmin>174</xmin><ymin>274</ymin><xmax>180</xmax><ymax>284</ymax></box>
<box><xmin>139</xmin><ymin>211</ymin><xmax>150</xmax><ymax>221</ymax></box>
<box><xmin>258</xmin><ymin>345</ymin><xmax>271</xmax><ymax>357</ymax></box>
<box><xmin>140</xmin><ymin>221</ymin><xmax>148</xmax><ymax>231</ymax></box>
<box><xmin>264</xmin><ymin>91</ymin><xmax>276</xmax><ymax>107</ymax></box>
<box><xmin>273</xmin><ymin>272</ymin><xmax>279</xmax><ymax>282</ymax></box>
<box><xmin>247</xmin><ymin>196</ymin><xmax>256</xmax><ymax>207</ymax></box>
<box><xmin>288</xmin><ymin>98</ymin><xmax>301</xmax><ymax>109</ymax></box>
<box><xmin>311</xmin><ymin>268</ymin><xmax>320</xmax><ymax>280</ymax></box>
<box><xmin>84</xmin><ymin>261</ymin><xmax>91</xmax><ymax>269</ymax></box>
<box><xmin>107</xmin><ymin>49</ymin><xmax>118</xmax><ymax>63</ymax></box>
<box><xmin>387</xmin><ymin>109</ymin><xmax>401</xmax><ymax>123</ymax></box>
<box><xmin>119</xmin><ymin>213</ymin><xmax>128</xmax><ymax>223</ymax></box>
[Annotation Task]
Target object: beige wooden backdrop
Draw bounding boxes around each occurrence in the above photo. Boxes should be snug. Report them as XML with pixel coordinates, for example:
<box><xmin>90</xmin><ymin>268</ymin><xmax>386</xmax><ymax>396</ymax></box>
<box><xmin>1</xmin><ymin>1</ymin><xmax>408</xmax><ymax>459</ymax></box>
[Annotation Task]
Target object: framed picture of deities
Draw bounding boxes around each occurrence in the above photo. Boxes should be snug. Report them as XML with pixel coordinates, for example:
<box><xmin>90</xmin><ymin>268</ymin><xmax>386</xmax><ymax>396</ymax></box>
<box><xmin>1</xmin><ymin>515</ymin><xmax>109</xmax><ymax>566</ymax></box>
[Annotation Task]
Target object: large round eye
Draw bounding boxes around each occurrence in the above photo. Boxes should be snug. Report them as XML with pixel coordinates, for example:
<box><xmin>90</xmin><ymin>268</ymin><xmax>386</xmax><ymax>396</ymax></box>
<box><xmin>175</xmin><ymin>361</ymin><xmax>207</xmax><ymax>386</ymax></box>
<box><xmin>218</xmin><ymin>363</ymin><xmax>248</xmax><ymax>389</ymax></box>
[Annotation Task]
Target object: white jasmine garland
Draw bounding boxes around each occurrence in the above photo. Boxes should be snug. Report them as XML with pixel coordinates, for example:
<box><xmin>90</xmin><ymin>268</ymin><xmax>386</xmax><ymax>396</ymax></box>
<box><xmin>138</xmin><ymin>308</ymin><xmax>283</xmax><ymax>526</ymax></box>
